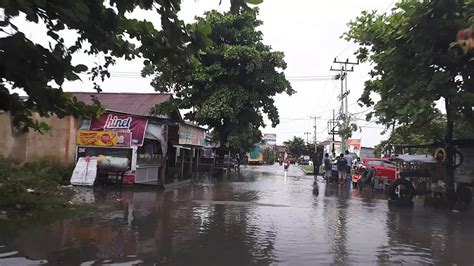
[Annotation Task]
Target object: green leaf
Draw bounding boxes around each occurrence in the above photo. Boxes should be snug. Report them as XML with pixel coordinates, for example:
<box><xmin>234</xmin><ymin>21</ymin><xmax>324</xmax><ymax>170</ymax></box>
<box><xmin>73</xmin><ymin>64</ymin><xmax>88</xmax><ymax>72</ymax></box>
<box><xmin>246</xmin><ymin>0</ymin><xmax>263</xmax><ymax>4</ymax></box>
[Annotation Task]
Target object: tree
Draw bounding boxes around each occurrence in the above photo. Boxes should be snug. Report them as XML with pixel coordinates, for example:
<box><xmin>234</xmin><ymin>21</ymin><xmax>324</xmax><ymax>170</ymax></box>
<box><xmin>345</xmin><ymin>0</ymin><xmax>474</xmax><ymax>189</ymax></box>
<box><xmin>262</xmin><ymin>147</ymin><xmax>275</xmax><ymax>165</ymax></box>
<box><xmin>144</xmin><ymin>8</ymin><xmax>293</xmax><ymax>150</ymax></box>
<box><xmin>0</xmin><ymin>0</ymin><xmax>258</xmax><ymax>132</ymax></box>
<box><xmin>284</xmin><ymin>137</ymin><xmax>306</xmax><ymax>157</ymax></box>
<box><xmin>374</xmin><ymin>112</ymin><xmax>474</xmax><ymax>156</ymax></box>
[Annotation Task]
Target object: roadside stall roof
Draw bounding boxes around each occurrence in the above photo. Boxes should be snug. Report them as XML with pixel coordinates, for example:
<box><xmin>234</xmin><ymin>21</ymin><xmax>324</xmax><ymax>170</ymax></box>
<box><xmin>391</xmin><ymin>139</ymin><xmax>474</xmax><ymax>148</ymax></box>
<box><xmin>391</xmin><ymin>154</ymin><xmax>437</xmax><ymax>164</ymax></box>
<box><xmin>71</xmin><ymin>92</ymin><xmax>182</xmax><ymax>121</ymax></box>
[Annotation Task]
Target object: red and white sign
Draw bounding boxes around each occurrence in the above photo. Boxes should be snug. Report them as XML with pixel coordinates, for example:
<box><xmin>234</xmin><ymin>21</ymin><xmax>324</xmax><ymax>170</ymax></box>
<box><xmin>90</xmin><ymin>112</ymin><xmax>148</xmax><ymax>146</ymax></box>
<box><xmin>347</xmin><ymin>139</ymin><xmax>361</xmax><ymax>149</ymax></box>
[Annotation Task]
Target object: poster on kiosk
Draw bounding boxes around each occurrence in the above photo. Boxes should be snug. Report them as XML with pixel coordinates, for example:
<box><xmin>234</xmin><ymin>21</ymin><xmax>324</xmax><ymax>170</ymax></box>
<box><xmin>90</xmin><ymin>112</ymin><xmax>148</xmax><ymax>146</ymax></box>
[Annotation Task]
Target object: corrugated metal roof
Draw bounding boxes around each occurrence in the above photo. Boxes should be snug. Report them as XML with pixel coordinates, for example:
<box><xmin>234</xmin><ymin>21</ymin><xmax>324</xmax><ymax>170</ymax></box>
<box><xmin>71</xmin><ymin>92</ymin><xmax>172</xmax><ymax>117</ymax></box>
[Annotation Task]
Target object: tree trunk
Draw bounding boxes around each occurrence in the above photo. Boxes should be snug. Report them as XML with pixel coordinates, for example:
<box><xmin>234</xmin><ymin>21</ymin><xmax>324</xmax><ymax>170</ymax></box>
<box><xmin>445</xmin><ymin>96</ymin><xmax>455</xmax><ymax>193</ymax></box>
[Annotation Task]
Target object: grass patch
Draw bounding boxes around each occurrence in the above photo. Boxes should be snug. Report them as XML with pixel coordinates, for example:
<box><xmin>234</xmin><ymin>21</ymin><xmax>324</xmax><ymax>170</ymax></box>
<box><xmin>0</xmin><ymin>157</ymin><xmax>77</xmax><ymax>218</ymax></box>
<box><xmin>300</xmin><ymin>164</ymin><xmax>324</xmax><ymax>175</ymax></box>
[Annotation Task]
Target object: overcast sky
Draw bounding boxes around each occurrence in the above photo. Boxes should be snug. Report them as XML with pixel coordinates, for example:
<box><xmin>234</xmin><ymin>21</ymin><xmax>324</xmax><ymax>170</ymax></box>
<box><xmin>18</xmin><ymin>0</ymin><xmax>398</xmax><ymax>147</ymax></box>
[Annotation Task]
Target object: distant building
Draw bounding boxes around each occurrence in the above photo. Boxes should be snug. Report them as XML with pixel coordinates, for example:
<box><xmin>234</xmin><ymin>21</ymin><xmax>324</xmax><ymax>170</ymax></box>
<box><xmin>263</xmin><ymin>133</ymin><xmax>277</xmax><ymax>146</ymax></box>
<box><xmin>273</xmin><ymin>145</ymin><xmax>287</xmax><ymax>160</ymax></box>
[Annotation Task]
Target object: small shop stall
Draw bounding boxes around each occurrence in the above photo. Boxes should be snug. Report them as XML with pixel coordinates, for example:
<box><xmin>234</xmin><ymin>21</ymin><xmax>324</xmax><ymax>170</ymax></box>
<box><xmin>166</xmin><ymin>123</ymin><xmax>207</xmax><ymax>182</ymax></box>
<box><xmin>73</xmin><ymin>111</ymin><xmax>168</xmax><ymax>186</ymax></box>
<box><xmin>75</xmin><ymin>130</ymin><xmax>132</xmax><ymax>185</ymax></box>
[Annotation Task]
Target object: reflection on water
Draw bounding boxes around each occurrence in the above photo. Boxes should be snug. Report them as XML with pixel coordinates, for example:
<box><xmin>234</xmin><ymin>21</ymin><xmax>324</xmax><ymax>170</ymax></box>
<box><xmin>0</xmin><ymin>165</ymin><xmax>473</xmax><ymax>265</ymax></box>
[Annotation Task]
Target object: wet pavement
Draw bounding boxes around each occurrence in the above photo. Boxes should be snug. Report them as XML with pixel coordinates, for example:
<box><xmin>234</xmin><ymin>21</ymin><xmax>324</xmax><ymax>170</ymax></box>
<box><xmin>1</xmin><ymin>164</ymin><xmax>473</xmax><ymax>265</ymax></box>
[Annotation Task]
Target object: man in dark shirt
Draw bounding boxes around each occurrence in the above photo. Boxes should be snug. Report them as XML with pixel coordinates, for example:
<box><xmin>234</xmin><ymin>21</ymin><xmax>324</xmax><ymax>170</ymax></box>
<box><xmin>336</xmin><ymin>153</ymin><xmax>348</xmax><ymax>185</ymax></box>
<box><xmin>312</xmin><ymin>151</ymin><xmax>322</xmax><ymax>179</ymax></box>
<box><xmin>323</xmin><ymin>153</ymin><xmax>331</xmax><ymax>181</ymax></box>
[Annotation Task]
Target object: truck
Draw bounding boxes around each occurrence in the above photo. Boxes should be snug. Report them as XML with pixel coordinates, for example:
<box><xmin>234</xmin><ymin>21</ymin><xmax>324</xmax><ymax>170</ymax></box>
<box><xmin>247</xmin><ymin>145</ymin><xmax>264</xmax><ymax>165</ymax></box>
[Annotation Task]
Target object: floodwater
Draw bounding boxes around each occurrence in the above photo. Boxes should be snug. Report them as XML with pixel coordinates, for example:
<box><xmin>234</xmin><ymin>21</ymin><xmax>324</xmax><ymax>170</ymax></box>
<box><xmin>1</xmin><ymin>164</ymin><xmax>473</xmax><ymax>265</ymax></box>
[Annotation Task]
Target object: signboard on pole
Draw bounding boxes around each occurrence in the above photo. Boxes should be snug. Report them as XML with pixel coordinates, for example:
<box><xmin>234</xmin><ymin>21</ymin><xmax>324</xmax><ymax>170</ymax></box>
<box><xmin>76</xmin><ymin>130</ymin><xmax>131</xmax><ymax>147</ymax></box>
<box><xmin>347</xmin><ymin>139</ymin><xmax>362</xmax><ymax>156</ymax></box>
<box><xmin>178</xmin><ymin>124</ymin><xmax>206</xmax><ymax>146</ymax></box>
<box><xmin>263</xmin><ymin>133</ymin><xmax>277</xmax><ymax>146</ymax></box>
<box><xmin>90</xmin><ymin>112</ymin><xmax>148</xmax><ymax>146</ymax></box>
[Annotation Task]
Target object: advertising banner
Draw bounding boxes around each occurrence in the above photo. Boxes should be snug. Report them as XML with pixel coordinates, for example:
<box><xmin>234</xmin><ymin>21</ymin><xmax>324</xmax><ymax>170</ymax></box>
<box><xmin>90</xmin><ymin>112</ymin><xmax>148</xmax><ymax>146</ymax></box>
<box><xmin>263</xmin><ymin>133</ymin><xmax>277</xmax><ymax>146</ymax></box>
<box><xmin>76</xmin><ymin>130</ymin><xmax>131</xmax><ymax>147</ymax></box>
<box><xmin>347</xmin><ymin>139</ymin><xmax>361</xmax><ymax>149</ymax></box>
<box><xmin>348</xmin><ymin>139</ymin><xmax>362</xmax><ymax>155</ymax></box>
<box><xmin>178</xmin><ymin>124</ymin><xmax>206</xmax><ymax>146</ymax></box>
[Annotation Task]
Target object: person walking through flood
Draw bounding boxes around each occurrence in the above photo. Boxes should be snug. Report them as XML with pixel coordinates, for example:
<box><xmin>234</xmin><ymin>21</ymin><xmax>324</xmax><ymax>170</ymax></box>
<box><xmin>323</xmin><ymin>153</ymin><xmax>332</xmax><ymax>182</ymax></box>
<box><xmin>283</xmin><ymin>158</ymin><xmax>290</xmax><ymax>171</ymax></box>
<box><xmin>344</xmin><ymin>150</ymin><xmax>354</xmax><ymax>181</ymax></box>
<box><xmin>312</xmin><ymin>151</ymin><xmax>322</xmax><ymax>180</ymax></box>
<box><xmin>336</xmin><ymin>153</ymin><xmax>348</xmax><ymax>185</ymax></box>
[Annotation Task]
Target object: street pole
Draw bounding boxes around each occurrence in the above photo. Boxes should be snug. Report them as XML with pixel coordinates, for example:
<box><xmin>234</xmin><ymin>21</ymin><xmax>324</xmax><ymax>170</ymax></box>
<box><xmin>330</xmin><ymin>58</ymin><xmax>358</xmax><ymax>152</ymax></box>
<box><xmin>310</xmin><ymin>116</ymin><xmax>320</xmax><ymax>152</ymax></box>
<box><xmin>332</xmin><ymin>109</ymin><xmax>336</xmax><ymax>158</ymax></box>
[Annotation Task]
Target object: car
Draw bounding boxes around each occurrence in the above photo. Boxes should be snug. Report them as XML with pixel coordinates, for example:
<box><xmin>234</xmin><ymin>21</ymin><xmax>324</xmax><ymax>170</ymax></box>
<box><xmin>352</xmin><ymin>158</ymin><xmax>396</xmax><ymax>186</ymax></box>
<box><xmin>297</xmin><ymin>155</ymin><xmax>311</xmax><ymax>165</ymax></box>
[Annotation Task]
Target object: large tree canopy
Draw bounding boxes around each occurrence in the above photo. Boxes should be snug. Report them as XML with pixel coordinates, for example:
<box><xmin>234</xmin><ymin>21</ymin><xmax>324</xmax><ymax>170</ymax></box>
<box><xmin>283</xmin><ymin>136</ymin><xmax>308</xmax><ymax>157</ymax></box>
<box><xmin>345</xmin><ymin>0</ymin><xmax>474</xmax><ymax>185</ymax></box>
<box><xmin>345</xmin><ymin>0</ymin><xmax>473</xmax><ymax>127</ymax></box>
<box><xmin>0</xmin><ymin>0</ymin><xmax>258</xmax><ymax>132</ymax></box>
<box><xmin>374</xmin><ymin>112</ymin><xmax>474</xmax><ymax>156</ymax></box>
<box><xmin>144</xmin><ymin>8</ymin><xmax>293</xmax><ymax>148</ymax></box>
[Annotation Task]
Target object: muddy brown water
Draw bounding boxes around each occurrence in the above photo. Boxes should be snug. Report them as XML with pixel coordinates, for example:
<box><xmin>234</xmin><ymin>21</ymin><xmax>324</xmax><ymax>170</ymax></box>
<box><xmin>0</xmin><ymin>165</ymin><xmax>473</xmax><ymax>265</ymax></box>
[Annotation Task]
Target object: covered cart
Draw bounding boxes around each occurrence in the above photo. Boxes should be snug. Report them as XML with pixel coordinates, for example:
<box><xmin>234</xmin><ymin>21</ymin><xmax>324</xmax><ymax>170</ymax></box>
<box><xmin>387</xmin><ymin>140</ymin><xmax>474</xmax><ymax>207</ymax></box>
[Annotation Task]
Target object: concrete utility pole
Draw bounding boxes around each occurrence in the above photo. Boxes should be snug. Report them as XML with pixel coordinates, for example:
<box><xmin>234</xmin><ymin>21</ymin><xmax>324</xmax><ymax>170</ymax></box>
<box><xmin>304</xmin><ymin>132</ymin><xmax>311</xmax><ymax>145</ymax></box>
<box><xmin>310</xmin><ymin>116</ymin><xmax>320</xmax><ymax>152</ymax></box>
<box><xmin>330</xmin><ymin>58</ymin><xmax>358</xmax><ymax>151</ymax></box>
<box><xmin>327</xmin><ymin>109</ymin><xmax>338</xmax><ymax>158</ymax></box>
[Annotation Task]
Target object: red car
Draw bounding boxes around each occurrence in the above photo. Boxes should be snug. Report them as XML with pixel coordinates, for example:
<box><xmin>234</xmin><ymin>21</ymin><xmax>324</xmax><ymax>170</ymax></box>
<box><xmin>352</xmin><ymin>158</ymin><xmax>396</xmax><ymax>186</ymax></box>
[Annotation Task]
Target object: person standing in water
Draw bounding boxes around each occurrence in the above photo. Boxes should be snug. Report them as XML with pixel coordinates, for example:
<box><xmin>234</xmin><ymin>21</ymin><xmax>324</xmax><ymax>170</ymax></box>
<box><xmin>336</xmin><ymin>153</ymin><xmax>348</xmax><ymax>185</ymax></box>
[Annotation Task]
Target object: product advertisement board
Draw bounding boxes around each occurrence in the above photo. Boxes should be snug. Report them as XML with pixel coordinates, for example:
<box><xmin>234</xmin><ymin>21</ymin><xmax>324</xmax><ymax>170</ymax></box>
<box><xmin>76</xmin><ymin>130</ymin><xmax>131</xmax><ymax>147</ymax></box>
<box><xmin>90</xmin><ymin>112</ymin><xmax>148</xmax><ymax>146</ymax></box>
<box><xmin>178</xmin><ymin>124</ymin><xmax>206</xmax><ymax>146</ymax></box>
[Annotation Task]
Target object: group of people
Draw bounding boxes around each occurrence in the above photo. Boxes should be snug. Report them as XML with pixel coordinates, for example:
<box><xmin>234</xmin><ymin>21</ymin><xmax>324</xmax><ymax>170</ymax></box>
<box><xmin>324</xmin><ymin>150</ymin><xmax>354</xmax><ymax>185</ymax></box>
<box><xmin>321</xmin><ymin>150</ymin><xmax>376</xmax><ymax>190</ymax></box>
<box><xmin>322</xmin><ymin>150</ymin><xmax>357</xmax><ymax>185</ymax></box>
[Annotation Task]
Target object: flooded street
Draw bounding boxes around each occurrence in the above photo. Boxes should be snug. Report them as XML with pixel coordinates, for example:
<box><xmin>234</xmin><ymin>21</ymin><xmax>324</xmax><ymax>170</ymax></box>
<box><xmin>1</xmin><ymin>164</ymin><xmax>473</xmax><ymax>265</ymax></box>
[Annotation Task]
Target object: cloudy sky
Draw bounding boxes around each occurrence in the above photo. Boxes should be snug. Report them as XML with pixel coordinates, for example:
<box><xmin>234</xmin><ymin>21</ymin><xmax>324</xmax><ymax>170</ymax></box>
<box><xmin>19</xmin><ymin>0</ymin><xmax>398</xmax><ymax>147</ymax></box>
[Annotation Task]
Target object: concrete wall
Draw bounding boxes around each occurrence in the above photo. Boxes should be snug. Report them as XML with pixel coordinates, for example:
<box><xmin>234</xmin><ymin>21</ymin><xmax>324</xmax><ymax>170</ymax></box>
<box><xmin>0</xmin><ymin>112</ymin><xmax>78</xmax><ymax>165</ymax></box>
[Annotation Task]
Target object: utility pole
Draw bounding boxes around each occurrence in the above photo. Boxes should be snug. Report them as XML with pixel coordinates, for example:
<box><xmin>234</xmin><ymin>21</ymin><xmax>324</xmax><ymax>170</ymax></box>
<box><xmin>310</xmin><ymin>116</ymin><xmax>320</xmax><ymax>152</ymax></box>
<box><xmin>304</xmin><ymin>132</ymin><xmax>311</xmax><ymax>145</ymax></box>
<box><xmin>330</xmin><ymin>58</ymin><xmax>358</xmax><ymax>151</ymax></box>
<box><xmin>327</xmin><ymin>109</ymin><xmax>338</xmax><ymax>158</ymax></box>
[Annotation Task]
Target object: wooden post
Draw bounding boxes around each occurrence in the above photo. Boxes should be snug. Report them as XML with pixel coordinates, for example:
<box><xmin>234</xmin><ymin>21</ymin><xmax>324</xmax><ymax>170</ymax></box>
<box><xmin>196</xmin><ymin>149</ymin><xmax>200</xmax><ymax>173</ymax></box>
<box><xmin>189</xmin><ymin>147</ymin><xmax>194</xmax><ymax>178</ymax></box>
<box><xmin>212</xmin><ymin>152</ymin><xmax>216</xmax><ymax>173</ymax></box>
<box><xmin>180</xmin><ymin>148</ymin><xmax>184</xmax><ymax>181</ymax></box>
<box><xmin>227</xmin><ymin>149</ymin><xmax>231</xmax><ymax>172</ymax></box>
